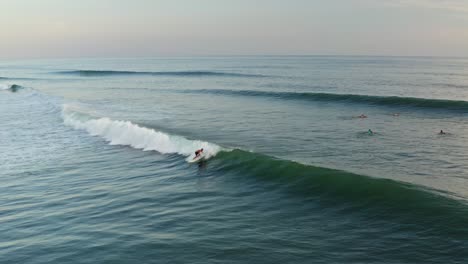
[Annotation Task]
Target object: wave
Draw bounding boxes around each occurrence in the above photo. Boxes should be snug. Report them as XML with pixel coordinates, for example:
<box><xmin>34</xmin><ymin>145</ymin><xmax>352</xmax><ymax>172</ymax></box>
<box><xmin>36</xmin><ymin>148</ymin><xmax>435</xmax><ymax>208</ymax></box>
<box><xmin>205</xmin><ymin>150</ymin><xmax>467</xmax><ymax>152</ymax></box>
<box><xmin>56</xmin><ymin>70</ymin><xmax>265</xmax><ymax>78</ymax></box>
<box><xmin>210</xmin><ymin>150</ymin><xmax>468</xmax><ymax>229</ymax></box>
<box><xmin>0</xmin><ymin>84</ymin><xmax>24</xmax><ymax>92</ymax></box>
<box><xmin>433</xmin><ymin>83</ymin><xmax>468</xmax><ymax>89</ymax></box>
<box><xmin>61</xmin><ymin>104</ymin><xmax>468</xmax><ymax>226</ymax></box>
<box><xmin>0</xmin><ymin>76</ymin><xmax>37</xmax><ymax>81</ymax></box>
<box><xmin>413</xmin><ymin>71</ymin><xmax>468</xmax><ymax>77</ymax></box>
<box><xmin>62</xmin><ymin>105</ymin><xmax>223</xmax><ymax>161</ymax></box>
<box><xmin>177</xmin><ymin>89</ymin><xmax>468</xmax><ymax>112</ymax></box>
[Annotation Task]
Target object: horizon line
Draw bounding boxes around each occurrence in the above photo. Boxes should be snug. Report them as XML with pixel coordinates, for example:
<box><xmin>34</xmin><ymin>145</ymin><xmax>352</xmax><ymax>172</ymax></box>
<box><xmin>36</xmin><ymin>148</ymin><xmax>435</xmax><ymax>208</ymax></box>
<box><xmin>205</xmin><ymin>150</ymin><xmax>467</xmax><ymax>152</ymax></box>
<box><xmin>3</xmin><ymin>54</ymin><xmax>468</xmax><ymax>61</ymax></box>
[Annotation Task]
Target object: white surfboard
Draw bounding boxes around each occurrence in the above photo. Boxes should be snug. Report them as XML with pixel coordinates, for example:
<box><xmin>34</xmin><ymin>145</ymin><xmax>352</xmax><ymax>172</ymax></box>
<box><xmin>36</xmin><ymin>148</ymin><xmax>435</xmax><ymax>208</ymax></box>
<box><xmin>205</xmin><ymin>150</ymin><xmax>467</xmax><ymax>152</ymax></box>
<box><xmin>188</xmin><ymin>153</ymin><xmax>206</xmax><ymax>163</ymax></box>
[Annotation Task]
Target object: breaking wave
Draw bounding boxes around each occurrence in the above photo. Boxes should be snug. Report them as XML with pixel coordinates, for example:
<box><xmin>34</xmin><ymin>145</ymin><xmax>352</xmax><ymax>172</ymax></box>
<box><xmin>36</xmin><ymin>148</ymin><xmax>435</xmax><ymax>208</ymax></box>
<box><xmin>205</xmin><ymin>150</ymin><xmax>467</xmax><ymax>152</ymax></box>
<box><xmin>61</xmin><ymin>105</ymin><xmax>223</xmax><ymax>161</ymax></box>
<box><xmin>60</xmin><ymin>104</ymin><xmax>468</xmax><ymax>226</ymax></box>
<box><xmin>0</xmin><ymin>84</ymin><xmax>24</xmax><ymax>92</ymax></box>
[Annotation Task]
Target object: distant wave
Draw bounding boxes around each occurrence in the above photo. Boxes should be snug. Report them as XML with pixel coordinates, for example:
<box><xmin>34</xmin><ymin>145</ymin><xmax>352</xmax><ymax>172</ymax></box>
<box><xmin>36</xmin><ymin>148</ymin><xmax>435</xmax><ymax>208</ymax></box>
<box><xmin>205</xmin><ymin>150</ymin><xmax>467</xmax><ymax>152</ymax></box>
<box><xmin>62</xmin><ymin>104</ymin><xmax>223</xmax><ymax>161</ymax></box>
<box><xmin>0</xmin><ymin>84</ymin><xmax>24</xmax><ymax>92</ymax></box>
<box><xmin>433</xmin><ymin>83</ymin><xmax>468</xmax><ymax>89</ymax></box>
<box><xmin>414</xmin><ymin>72</ymin><xmax>468</xmax><ymax>77</ymax></box>
<box><xmin>56</xmin><ymin>70</ymin><xmax>266</xmax><ymax>78</ymax></box>
<box><xmin>177</xmin><ymin>89</ymin><xmax>468</xmax><ymax>112</ymax></box>
<box><xmin>0</xmin><ymin>77</ymin><xmax>35</xmax><ymax>80</ymax></box>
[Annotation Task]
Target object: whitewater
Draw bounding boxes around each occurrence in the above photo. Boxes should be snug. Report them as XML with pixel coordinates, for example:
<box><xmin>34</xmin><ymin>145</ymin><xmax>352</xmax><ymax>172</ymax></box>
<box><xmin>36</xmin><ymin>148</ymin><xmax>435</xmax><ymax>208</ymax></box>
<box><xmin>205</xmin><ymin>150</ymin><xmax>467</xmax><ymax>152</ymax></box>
<box><xmin>62</xmin><ymin>104</ymin><xmax>223</xmax><ymax>161</ymax></box>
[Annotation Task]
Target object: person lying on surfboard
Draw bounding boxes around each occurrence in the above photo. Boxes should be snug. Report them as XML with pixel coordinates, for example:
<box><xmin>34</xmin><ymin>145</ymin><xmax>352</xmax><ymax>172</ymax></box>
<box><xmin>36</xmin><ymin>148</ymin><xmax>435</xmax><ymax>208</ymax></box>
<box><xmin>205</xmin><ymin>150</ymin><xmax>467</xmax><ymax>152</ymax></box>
<box><xmin>194</xmin><ymin>148</ymin><xmax>204</xmax><ymax>158</ymax></box>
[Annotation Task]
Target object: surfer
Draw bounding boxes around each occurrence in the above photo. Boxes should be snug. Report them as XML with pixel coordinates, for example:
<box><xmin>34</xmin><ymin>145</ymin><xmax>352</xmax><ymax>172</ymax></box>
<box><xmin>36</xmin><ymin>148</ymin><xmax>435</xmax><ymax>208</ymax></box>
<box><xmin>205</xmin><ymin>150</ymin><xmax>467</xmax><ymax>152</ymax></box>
<box><xmin>358</xmin><ymin>114</ymin><xmax>367</xmax><ymax>118</ymax></box>
<box><xmin>368</xmin><ymin>129</ymin><xmax>374</xmax><ymax>135</ymax></box>
<box><xmin>195</xmin><ymin>148</ymin><xmax>204</xmax><ymax>158</ymax></box>
<box><xmin>439</xmin><ymin>130</ymin><xmax>446</xmax><ymax>135</ymax></box>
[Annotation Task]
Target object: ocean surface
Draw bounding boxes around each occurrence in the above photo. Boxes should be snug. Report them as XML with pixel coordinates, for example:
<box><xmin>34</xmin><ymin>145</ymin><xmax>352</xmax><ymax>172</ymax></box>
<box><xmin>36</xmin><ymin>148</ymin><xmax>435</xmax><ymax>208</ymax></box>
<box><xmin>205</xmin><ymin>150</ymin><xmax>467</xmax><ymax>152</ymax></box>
<box><xmin>1</xmin><ymin>56</ymin><xmax>468</xmax><ymax>263</ymax></box>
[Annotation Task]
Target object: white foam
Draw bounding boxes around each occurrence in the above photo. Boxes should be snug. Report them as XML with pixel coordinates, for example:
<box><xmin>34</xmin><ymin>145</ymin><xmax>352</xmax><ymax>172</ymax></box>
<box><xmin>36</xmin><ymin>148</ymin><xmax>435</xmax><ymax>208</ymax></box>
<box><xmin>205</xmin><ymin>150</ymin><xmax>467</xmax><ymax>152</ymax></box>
<box><xmin>0</xmin><ymin>83</ymin><xmax>12</xmax><ymax>90</ymax></box>
<box><xmin>62</xmin><ymin>105</ymin><xmax>222</xmax><ymax>161</ymax></box>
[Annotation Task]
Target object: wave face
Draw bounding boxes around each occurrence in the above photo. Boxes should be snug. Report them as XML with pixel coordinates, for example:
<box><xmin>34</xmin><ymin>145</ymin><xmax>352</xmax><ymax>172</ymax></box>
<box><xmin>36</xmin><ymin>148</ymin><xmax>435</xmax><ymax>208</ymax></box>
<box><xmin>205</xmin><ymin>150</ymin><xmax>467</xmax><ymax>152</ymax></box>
<box><xmin>56</xmin><ymin>70</ymin><xmax>265</xmax><ymax>78</ymax></box>
<box><xmin>0</xmin><ymin>84</ymin><xmax>24</xmax><ymax>92</ymax></box>
<box><xmin>178</xmin><ymin>89</ymin><xmax>468</xmax><ymax>112</ymax></box>
<box><xmin>210</xmin><ymin>150</ymin><xmax>468</xmax><ymax>228</ymax></box>
<box><xmin>62</xmin><ymin>105</ymin><xmax>222</xmax><ymax>160</ymax></box>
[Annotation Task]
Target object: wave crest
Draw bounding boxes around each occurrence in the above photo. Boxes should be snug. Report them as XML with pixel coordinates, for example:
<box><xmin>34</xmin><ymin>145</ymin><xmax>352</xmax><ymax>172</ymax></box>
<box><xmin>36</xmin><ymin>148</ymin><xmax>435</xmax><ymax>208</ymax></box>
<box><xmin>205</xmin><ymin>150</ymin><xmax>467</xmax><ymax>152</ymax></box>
<box><xmin>62</xmin><ymin>105</ymin><xmax>223</xmax><ymax>161</ymax></box>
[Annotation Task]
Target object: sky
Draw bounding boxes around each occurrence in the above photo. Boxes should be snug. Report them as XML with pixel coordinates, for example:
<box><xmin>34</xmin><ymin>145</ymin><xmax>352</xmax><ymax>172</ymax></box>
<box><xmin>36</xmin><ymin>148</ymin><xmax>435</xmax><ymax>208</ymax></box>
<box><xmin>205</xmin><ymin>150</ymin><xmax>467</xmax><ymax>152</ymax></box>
<box><xmin>1</xmin><ymin>0</ymin><xmax>468</xmax><ymax>58</ymax></box>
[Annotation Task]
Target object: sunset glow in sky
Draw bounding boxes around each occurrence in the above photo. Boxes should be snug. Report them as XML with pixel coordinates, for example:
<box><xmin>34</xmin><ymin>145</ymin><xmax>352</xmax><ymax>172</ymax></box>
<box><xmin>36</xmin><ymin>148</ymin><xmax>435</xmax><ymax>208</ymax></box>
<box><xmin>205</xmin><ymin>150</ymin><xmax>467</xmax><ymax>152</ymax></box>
<box><xmin>1</xmin><ymin>0</ymin><xmax>468</xmax><ymax>58</ymax></box>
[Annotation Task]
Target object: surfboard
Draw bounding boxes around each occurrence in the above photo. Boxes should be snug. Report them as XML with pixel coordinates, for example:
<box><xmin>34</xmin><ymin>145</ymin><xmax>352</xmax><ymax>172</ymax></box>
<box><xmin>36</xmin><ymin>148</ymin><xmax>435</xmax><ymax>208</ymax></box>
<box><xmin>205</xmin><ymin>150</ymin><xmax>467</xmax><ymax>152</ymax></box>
<box><xmin>188</xmin><ymin>154</ymin><xmax>205</xmax><ymax>163</ymax></box>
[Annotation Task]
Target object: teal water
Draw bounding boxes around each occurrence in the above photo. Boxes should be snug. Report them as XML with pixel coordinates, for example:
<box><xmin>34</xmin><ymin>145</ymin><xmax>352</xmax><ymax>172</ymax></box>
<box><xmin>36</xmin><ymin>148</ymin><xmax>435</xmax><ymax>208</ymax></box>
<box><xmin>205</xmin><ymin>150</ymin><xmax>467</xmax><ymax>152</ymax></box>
<box><xmin>1</xmin><ymin>56</ymin><xmax>468</xmax><ymax>263</ymax></box>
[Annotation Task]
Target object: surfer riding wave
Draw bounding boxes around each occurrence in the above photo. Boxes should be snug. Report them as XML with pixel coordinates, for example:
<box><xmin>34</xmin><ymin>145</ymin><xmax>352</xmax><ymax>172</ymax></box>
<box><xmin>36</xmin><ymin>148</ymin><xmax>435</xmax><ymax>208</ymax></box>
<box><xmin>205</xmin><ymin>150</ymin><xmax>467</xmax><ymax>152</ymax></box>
<box><xmin>195</xmin><ymin>148</ymin><xmax>204</xmax><ymax>158</ymax></box>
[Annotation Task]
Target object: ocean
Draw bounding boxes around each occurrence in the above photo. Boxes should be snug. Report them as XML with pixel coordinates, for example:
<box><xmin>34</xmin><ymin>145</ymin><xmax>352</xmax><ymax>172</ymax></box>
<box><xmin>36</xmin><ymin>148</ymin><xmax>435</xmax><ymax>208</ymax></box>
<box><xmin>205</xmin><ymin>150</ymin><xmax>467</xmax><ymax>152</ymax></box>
<box><xmin>1</xmin><ymin>56</ymin><xmax>467</xmax><ymax>263</ymax></box>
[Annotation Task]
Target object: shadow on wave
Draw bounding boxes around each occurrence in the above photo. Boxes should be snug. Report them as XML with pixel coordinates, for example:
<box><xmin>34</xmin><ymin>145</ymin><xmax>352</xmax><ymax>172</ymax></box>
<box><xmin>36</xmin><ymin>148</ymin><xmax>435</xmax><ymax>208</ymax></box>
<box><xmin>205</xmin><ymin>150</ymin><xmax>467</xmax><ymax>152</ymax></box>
<box><xmin>55</xmin><ymin>70</ymin><xmax>266</xmax><ymax>78</ymax></box>
<box><xmin>178</xmin><ymin>89</ymin><xmax>468</xmax><ymax>112</ymax></box>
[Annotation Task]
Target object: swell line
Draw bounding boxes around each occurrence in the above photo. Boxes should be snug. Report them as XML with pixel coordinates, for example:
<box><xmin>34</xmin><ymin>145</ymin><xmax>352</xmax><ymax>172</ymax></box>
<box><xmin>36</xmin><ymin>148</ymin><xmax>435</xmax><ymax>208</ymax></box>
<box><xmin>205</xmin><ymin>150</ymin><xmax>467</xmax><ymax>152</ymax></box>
<box><xmin>176</xmin><ymin>89</ymin><xmax>468</xmax><ymax>112</ymax></box>
<box><xmin>55</xmin><ymin>70</ymin><xmax>266</xmax><ymax>78</ymax></box>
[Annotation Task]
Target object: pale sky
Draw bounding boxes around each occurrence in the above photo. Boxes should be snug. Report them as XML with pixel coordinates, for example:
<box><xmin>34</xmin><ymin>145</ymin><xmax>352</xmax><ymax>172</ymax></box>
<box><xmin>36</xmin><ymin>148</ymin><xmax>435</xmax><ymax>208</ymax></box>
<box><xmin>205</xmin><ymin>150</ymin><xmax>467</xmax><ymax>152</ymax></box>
<box><xmin>1</xmin><ymin>0</ymin><xmax>468</xmax><ymax>58</ymax></box>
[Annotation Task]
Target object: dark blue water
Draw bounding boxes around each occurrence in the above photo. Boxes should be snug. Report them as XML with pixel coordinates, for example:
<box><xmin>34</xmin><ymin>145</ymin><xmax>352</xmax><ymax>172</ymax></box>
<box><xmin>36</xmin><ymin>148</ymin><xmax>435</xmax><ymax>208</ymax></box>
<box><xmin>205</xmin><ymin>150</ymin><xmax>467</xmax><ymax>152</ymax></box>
<box><xmin>1</xmin><ymin>56</ymin><xmax>468</xmax><ymax>263</ymax></box>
